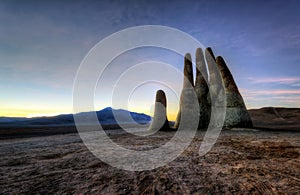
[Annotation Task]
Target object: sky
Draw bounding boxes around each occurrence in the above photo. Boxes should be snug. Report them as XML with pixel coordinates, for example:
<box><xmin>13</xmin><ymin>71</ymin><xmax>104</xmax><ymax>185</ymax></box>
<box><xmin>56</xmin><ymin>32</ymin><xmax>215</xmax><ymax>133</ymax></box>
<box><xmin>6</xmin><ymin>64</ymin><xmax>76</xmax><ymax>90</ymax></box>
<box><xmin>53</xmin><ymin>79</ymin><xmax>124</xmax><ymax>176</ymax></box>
<box><xmin>1</xmin><ymin>0</ymin><xmax>300</xmax><ymax>120</ymax></box>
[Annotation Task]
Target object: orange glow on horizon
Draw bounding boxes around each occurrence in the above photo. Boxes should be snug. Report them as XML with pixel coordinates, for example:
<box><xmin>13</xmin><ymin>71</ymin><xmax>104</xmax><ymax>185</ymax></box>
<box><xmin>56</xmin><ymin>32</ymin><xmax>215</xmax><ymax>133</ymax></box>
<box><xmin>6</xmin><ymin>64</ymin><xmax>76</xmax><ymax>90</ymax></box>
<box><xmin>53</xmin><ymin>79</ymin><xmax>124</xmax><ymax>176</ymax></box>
<box><xmin>1</xmin><ymin>106</ymin><xmax>178</xmax><ymax>121</ymax></box>
<box><xmin>0</xmin><ymin>107</ymin><xmax>72</xmax><ymax>118</ymax></box>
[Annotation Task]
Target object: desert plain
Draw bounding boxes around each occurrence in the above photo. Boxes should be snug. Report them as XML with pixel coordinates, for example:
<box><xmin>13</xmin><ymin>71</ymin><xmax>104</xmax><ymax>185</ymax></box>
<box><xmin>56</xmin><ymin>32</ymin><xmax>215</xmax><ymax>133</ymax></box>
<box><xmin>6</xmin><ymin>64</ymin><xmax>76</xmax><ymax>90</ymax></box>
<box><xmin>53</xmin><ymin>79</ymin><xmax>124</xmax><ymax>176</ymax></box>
<box><xmin>0</xmin><ymin>108</ymin><xmax>300</xmax><ymax>194</ymax></box>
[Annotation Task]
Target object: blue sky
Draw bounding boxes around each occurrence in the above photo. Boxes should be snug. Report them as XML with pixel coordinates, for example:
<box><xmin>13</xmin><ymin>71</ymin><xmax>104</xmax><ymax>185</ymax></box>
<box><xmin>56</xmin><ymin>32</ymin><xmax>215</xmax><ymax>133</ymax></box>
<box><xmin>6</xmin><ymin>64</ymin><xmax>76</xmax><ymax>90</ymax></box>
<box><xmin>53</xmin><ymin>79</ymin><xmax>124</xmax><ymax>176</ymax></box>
<box><xmin>1</xmin><ymin>0</ymin><xmax>300</xmax><ymax>118</ymax></box>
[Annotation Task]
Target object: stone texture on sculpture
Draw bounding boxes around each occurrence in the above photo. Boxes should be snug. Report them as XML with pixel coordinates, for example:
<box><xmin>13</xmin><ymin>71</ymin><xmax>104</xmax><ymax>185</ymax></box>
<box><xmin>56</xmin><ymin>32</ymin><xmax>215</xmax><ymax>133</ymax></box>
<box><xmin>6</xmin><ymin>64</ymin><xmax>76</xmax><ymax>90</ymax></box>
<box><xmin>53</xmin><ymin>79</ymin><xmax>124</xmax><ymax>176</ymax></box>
<box><xmin>205</xmin><ymin>48</ymin><xmax>220</xmax><ymax>108</ymax></box>
<box><xmin>195</xmin><ymin>48</ymin><xmax>210</xmax><ymax>129</ymax></box>
<box><xmin>206</xmin><ymin>47</ymin><xmax>216</xmax><ymax>61</ymax></box>
<box><xmin>148</xmin><ymin>90</ymin><xmax>170</xmax><ymax>131</ymax></box>
<box><xmin>205</xmin><ymin>47</ymin><xmax>227</xmax><ymax>128</ymax></box>
<box><xmin>215</xmin><ymin>56</ymin><xmax>253</xmax><ymax>128</ymax></box>
<box><xmin>174</xmin><ymin>53</ymin><xmax>194</xmax><ymax>129</ymax></box>
<box><xmin>183</xmin><ymin>53</ymin><xmax>194</xmax><ymax>88</ymax></box>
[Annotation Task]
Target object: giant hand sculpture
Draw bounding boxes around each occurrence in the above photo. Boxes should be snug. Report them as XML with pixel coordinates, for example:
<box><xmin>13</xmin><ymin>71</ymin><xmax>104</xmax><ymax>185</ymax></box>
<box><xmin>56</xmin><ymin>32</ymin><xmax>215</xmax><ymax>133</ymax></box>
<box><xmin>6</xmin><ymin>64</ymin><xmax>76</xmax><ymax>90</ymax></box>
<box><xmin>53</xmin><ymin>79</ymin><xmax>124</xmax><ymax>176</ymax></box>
<box><xmin>149</xmin><ymin>47</ymin><xmax>253</xmax><ymax>131</ymax></box>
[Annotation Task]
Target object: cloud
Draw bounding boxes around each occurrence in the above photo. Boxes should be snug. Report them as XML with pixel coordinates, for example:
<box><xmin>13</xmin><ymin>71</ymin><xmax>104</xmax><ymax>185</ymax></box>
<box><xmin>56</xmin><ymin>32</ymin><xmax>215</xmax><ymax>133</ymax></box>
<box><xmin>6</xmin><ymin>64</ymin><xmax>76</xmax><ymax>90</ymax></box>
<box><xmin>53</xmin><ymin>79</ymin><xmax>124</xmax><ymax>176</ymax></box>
<box><xmin>240</xmin><ymin>88</ymin><xmax>300</xmax><ymax>109</ymax></box>
<box><xmin>248</xmin><ymin>77</ymin><xmax>300</xmax><ymax>86</ymax></box>
<box><xmin>244</xmin><ymin>89</ymin><xmax>300</xmax><ymax>96</ymax></box>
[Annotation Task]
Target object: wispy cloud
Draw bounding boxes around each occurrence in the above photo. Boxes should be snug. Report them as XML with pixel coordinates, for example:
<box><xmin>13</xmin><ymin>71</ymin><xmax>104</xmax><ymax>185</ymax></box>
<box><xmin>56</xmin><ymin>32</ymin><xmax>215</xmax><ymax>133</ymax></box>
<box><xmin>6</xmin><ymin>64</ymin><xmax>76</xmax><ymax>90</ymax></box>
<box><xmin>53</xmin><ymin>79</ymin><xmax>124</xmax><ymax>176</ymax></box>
<box><xmin>240</xmin><ymin>88</ymin><xmax>300</xmax><ymax>108</ymax></box>
<box><xmin>244</xmin><ymin>89</ymin><xmax>300</xmax><ymax>96</ymax></box>
<box><xmin>248</xmin><ymin>77</ymin><xmax>300</xmax><ymax>86</ymax></box>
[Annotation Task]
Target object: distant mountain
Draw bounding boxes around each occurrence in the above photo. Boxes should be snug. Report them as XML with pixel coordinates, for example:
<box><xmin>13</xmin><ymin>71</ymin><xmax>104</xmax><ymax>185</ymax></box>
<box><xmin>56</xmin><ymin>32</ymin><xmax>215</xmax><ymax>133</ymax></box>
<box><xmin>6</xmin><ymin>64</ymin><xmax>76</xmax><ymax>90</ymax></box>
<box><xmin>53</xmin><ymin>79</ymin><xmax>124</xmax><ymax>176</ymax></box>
<box><xmin>95</xmin><ymin>107</ymin><xmax>151</xmax><ymax>125</ymax></box>
<box><xmin>0</xmin><ymin>107</ymin><xmax>151</xmax><ymax>127</ymax></box>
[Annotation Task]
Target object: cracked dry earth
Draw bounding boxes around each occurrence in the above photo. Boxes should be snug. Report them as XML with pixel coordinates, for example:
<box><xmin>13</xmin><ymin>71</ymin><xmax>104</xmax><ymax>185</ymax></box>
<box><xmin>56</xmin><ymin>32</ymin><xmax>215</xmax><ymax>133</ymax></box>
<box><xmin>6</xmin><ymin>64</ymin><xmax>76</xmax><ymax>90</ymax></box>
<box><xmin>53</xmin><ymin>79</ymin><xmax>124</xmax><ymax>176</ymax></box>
<box><xmin>0</xmin><ymin>129</ymin><xmax>299</xmax><ymax>194</ymax></box>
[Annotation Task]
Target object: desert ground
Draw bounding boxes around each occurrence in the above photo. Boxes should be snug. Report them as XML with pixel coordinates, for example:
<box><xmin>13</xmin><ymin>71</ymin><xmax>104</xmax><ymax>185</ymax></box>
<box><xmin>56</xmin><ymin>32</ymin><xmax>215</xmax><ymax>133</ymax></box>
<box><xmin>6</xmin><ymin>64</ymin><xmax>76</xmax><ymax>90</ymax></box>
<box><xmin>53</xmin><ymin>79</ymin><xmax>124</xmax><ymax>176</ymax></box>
<box><xmin>0</xmin><ymin>127</ymin><xmax>299</xmax><ymax>194</ymax></box>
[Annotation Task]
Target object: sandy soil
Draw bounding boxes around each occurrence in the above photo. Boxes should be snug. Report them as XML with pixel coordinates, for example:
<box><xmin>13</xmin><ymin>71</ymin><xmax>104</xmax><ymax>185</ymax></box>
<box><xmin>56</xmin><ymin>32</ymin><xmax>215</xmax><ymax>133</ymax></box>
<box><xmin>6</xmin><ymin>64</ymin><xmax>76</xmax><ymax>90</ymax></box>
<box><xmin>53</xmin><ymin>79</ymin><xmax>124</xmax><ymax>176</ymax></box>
<box><xmin>0</xmin><ymin>129</ymin><xmax>299</xmax><ymax>194</ymax></box>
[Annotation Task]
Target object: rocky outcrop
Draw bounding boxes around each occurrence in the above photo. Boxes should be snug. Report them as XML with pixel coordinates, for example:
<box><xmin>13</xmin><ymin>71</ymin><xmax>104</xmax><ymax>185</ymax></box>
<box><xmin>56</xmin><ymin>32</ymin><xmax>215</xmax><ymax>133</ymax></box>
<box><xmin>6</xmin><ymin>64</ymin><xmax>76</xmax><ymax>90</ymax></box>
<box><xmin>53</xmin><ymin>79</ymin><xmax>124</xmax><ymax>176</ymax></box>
<box><xmin>148</xmin><ymin>90</ymin><xmax>170</xmax><ymax>131</ymax></box>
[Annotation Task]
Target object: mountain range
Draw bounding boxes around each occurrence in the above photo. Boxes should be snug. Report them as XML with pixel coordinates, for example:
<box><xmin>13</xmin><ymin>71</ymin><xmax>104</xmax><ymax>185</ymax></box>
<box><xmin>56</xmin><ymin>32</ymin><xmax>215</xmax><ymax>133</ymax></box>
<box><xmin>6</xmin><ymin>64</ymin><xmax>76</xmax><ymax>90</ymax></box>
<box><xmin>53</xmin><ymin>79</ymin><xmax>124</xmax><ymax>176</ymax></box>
<box><xmin>0</xmin><ymin>107</ymin><xmax>151</xmax><ymax>127</ymax></box>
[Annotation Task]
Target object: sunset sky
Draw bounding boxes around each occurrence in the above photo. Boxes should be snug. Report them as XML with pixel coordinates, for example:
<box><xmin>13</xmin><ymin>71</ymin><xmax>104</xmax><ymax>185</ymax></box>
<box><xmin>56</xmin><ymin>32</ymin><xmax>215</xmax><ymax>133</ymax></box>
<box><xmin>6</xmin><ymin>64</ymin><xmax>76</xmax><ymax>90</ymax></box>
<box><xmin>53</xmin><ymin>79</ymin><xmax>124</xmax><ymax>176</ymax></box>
<box><xmin>1</xmin><ymin>0</ymin><xmax>300</xmax><ymax>120</ymax></box>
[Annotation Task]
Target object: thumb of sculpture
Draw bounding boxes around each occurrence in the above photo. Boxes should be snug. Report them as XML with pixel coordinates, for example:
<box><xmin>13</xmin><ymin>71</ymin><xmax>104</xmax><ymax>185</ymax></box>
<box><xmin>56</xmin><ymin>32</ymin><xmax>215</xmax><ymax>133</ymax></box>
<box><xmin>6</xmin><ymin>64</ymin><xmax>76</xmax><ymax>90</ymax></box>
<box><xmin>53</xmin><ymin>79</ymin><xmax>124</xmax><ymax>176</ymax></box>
<box><xmin>148</xmin><ymin>90</ymin><xmax>170</xmax><ymax>131</ymax></box>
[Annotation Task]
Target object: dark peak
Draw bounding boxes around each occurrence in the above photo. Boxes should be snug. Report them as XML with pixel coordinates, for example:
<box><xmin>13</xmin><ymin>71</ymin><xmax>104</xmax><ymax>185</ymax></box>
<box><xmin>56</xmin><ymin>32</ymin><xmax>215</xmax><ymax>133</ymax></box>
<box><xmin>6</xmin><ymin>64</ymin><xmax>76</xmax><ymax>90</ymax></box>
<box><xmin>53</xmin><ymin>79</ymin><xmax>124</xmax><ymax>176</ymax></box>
<box><xmin>100</xmin><ymin>107</ymin><xmax>113</xmax><ymax>112</ymax></box>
